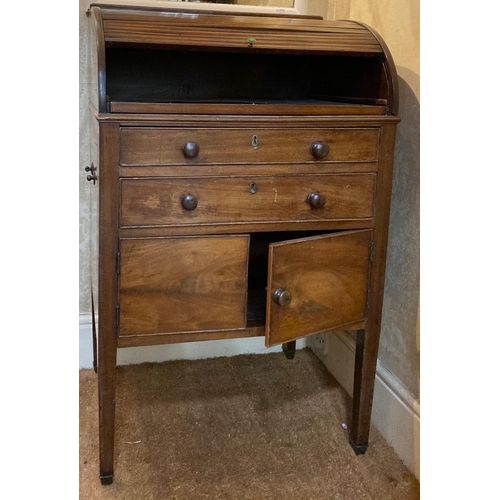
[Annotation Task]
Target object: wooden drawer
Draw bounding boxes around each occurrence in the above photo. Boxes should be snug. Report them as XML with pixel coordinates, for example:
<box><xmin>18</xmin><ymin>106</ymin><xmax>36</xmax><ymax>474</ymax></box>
<box><xmin>120</xmin><ymin>127</ymin><xmax>380</xmax><ymax>166</ymax></box>
<box><xmin>119</xmin><ymin>236</ymin><xmax>249</xmax><ymax>335</ymax></box>
<box><xmin>120</xmin><ymin>174</ymin><xmax>376</xmax><ymax>227</ymax></box>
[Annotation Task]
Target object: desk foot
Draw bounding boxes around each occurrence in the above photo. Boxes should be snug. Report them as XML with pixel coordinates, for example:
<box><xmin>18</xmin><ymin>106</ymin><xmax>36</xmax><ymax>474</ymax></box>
<box><xmin>282</xmin><ymin>340</ymin><xmax>296</xmax><ymax>359</ymax></box>
<box><xmin>100</xmin><ymin>474</ymin><xmax>114</xmax><ymax>485</ymax></box>
<box><xmin>349</xmin><ymin>439</ymin><xmax>368</xmax><ymax>456</ymax></box>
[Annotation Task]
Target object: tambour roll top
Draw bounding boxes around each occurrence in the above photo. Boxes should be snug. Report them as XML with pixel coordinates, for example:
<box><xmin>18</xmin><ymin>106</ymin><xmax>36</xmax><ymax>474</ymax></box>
<box><xmin>89</xmin><ymin>5</ymin><xmax>398</xmax><ymax>116</ymax></box>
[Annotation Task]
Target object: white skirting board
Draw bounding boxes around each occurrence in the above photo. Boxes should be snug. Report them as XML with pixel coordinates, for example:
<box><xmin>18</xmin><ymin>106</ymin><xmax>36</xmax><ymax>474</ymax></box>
<box><xmin>79</xmin><ymin>313</ymin><xmax>306</xmax><ymax>368</ymax></box>
<box><xmin>79</xmin><ymin>314</ymin><xmax>95</xmax><ymax>369</ymax></box>
<box><xmin>308</xmin><ymin>331</ymin><xmax>420</xmax><ymax>480</ymax></box>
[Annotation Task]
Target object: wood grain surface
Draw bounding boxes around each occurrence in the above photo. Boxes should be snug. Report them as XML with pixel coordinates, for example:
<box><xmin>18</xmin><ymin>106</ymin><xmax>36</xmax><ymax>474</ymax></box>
<box><xmin>265</xmin><ymin>230</ymin><xmax>372</xmax><ymax>346</ymax></box>
<box><xmin>119</xmin><ymin>236</ymin><xmax>249</xmax><ymax>335</ymax></box>
<box><xmin>118</xmin><ymin>326</ymin><xmax>264</xmax><ymax>348</ymax></box>
<box><xmin>120</xmin><ymin>174</ymin><xmax>376</xmax><ymax>227</ymax></box>
<box><xmin>120</xmin><ymin>128</ymin><xmax>380</xmax><ymax>166</ymax></box>
<box><xmin>110</xmin><ymin>102</ymin><xmax>386</xmax><ymax>116</ymax></box>
<box><xmin>100</xmin><ymin>9</ymin><xmax>383</xmax><ymax>54</ymax></box>
<box><xmin>350</xmin><ymin>124</ymin><xmax>398</xmax><ymax>451</ymax></box>
<box><xmin>118</xmin><ymin>160</ymin><xmax>379</xmax><ymax>179</ymax></box>
<box><xmin>117</xmin><ymin>220</ymin><xmax>375</xmax><ymax>239</ymax></box>
<box><xmin>96</xmin><ymin>122</ymin><xmax>121</xmax><ymax>482</ymax></box>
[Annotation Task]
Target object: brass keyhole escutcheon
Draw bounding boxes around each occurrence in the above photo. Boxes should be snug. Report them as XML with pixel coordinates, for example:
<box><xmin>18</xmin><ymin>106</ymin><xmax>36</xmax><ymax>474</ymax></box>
<box><xmin>249</xmin><ymin>182</ymin><xmax>258</xmax><ymax>194</ymax></box>
<box><xmin>252</xmin><ymin>135</ymin><xmax>259</xmax><ymax>148</ymax></box>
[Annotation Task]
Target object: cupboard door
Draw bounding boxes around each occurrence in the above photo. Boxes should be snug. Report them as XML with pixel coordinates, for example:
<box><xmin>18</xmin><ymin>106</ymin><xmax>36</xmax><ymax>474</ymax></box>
<box><xmin>265</xmin><ymin>230</ymin><xmax>372</xmax><ymax>347</ymax></box>
<box><xmin>119</xmin><ymin>236</ymin><xmax>249</xmax><ymax>335</ymax></box>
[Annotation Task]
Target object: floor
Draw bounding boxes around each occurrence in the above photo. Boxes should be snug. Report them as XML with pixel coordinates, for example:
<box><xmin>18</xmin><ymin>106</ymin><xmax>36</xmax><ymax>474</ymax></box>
<box><xmin>80</xmin><ymin>348</ymin><xmax>419</xmax><ymax>499</ymax></box>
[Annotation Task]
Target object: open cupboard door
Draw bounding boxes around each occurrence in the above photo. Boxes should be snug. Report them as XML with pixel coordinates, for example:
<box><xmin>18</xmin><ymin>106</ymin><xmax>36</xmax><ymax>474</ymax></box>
<box><xmin>265</xmin><ymin>230</ymin><xmax>372</xmax><ymax>347</ymax></box>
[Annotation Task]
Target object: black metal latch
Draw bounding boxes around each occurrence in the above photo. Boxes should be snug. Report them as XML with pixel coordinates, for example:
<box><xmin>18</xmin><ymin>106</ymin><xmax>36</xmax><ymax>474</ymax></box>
<box><xmin>85</xmin><ymin>163</ymin><xmax>97</xmax><ymax>184</ymax></box>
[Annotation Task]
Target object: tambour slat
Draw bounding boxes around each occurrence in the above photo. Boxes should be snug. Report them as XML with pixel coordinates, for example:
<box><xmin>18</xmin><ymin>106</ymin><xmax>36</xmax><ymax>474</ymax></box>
<box><xmin>104</xmin><ymin>28</ymin><xmax>381</xmax><ymax>53</ymax></box>
<box><xmin>103</xmin><ymin>28</ymin><xmax>378</xmax><ymax>46</ymax></box>
<box><xmin>100</xmin><ymin>8</ymin><xmax>383</xmax><ymax>54</ymax></box>
<box><xmin>101</xmin><ymin>9</ymin><xmax>369</xmax><ymax>34</ymax></box>
<box><xmin>105</xmin><ymin>19</ymin><xmax>377</xmax><ymax>39</ymax></box>
<box><xmin>101</xmin><ymin>19</ymin><xmax>379</xmax><ymax>38</ymax></box>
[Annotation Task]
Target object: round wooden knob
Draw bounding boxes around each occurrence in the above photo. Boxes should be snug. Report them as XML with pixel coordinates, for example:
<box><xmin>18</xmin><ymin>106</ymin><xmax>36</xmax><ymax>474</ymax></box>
<box><xmin>310</xmin><ymin>141</ymin><xmax>330</xmax><ymax>159</ymax></box>
<box><xmin>307</xmin><ymin>191</ymin><xmax>326</xmax><ymax>209</ymax></box>
<box><xmin>181</xmin><ymin>193</ymin><xmax>198</xmax><ymax>211</ymax></box>
<box><xmin>182</xmin><ymin>142</ymin><xmax>200</xmax><ymax>158</ymax></box>
<box><xmin>272</xmin><ymin>288</ymin><xmax>291</xmax><ymax>307</ymax></box>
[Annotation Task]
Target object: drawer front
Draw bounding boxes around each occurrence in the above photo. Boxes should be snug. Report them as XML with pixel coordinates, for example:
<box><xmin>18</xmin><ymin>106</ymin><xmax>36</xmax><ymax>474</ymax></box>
<box><xmin>119</xmin><ymin>236</ymin><xmax>249</xmax><ymax>335</ymax></box>
<box><xmin>120</xmin><ymin>174</ymin><xmax>376</xmax><ymax>227</ymax></box>
<box><xmin>120</xmin><ymin>127</ymin><xmax>379</xmax><ymax>166</ymax></box>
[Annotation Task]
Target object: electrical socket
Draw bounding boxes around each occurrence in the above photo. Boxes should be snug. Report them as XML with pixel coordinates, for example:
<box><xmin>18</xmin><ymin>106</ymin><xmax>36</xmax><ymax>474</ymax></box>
<box><xmin>312</xmin><ymin>332</ymin><xmax>327</xmax><ymax>355</ymax></box>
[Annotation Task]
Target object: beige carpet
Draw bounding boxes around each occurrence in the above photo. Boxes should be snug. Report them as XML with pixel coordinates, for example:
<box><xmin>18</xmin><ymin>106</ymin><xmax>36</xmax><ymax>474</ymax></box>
<box><xmin>80</xmin><ymin>349</ymin><xmax>419</xmax><ymax>499</ymax></box>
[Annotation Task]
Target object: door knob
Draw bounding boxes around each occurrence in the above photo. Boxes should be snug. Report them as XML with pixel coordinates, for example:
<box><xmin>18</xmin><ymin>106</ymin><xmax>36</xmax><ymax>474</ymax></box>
<box><xmin>272</xmin><ymin>288</ymin><xmax>291</xmax><ymax>306</ymax></box>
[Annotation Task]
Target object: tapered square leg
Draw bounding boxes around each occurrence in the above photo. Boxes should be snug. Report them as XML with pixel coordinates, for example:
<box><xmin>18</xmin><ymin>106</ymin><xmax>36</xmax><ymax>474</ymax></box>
<box><xmin>349</xmin><ymin>329</ymin><xmax>378</xmax><ymax>454</ymax></box>
<box><xmin>100</xmin><ymin>474</ymin><xmax>114</xmax><ymax>486</ymax></box>
<box><xmin>96</xmin><ymin>122</ymin><xmax>120</xmax><ymax>484</ymax></box>
<box><xmin>97</xmin><ymin>362</ymin><xmax>116</xmax><ymax>486</ymax></box>
<box><xmin>98</xmin><ymin>344</ymin><xmax>117</xmax><ymax>484</ymax></box>
<box><xmin>282</xmin><ymin>340</ymin><xmax>297</xmax><ymax>359</ymax></box>
<box><xmin>347</xmin><ymin>123</ymin><xmax>397</xmax><ymax>455</ymax></box>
